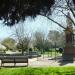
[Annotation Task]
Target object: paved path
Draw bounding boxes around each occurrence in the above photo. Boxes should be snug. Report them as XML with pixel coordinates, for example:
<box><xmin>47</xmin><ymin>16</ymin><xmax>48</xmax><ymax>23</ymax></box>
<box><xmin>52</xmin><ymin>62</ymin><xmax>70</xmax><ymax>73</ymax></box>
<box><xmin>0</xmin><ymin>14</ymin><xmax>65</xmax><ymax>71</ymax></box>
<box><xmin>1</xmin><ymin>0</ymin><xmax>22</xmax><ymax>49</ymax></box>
<box><xmin>1</xmin><ymin>56</ymin><xmax>75</xmax><ymax>67</ymax></box>
<box><xmin>28</xmin><ymin>56</ymin><xmax>75</xmax><ymax>67</ymax></box>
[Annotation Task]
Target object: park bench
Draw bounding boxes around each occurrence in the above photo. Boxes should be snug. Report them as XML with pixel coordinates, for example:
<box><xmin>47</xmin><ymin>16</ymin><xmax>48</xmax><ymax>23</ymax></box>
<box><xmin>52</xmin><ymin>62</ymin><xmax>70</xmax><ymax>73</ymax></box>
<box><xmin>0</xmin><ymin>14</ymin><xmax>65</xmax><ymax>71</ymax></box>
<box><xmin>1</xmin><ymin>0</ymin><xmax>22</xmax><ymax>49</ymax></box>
<box><xmin>0</xmin><ymin>54</ymin><xmax>28</xmax><ymax>67</ymax></box>
<box><xmin>25</xmin><ymin>51</ymin><xmax>41</xmax><ymax>58</ymax></box>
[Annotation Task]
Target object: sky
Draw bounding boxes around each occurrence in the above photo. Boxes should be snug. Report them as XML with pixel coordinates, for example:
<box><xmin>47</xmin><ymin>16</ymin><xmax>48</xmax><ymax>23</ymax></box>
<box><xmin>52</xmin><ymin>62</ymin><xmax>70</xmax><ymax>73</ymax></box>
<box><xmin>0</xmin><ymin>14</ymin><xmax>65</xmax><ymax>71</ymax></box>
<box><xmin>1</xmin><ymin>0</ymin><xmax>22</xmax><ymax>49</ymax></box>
<box><xmin>0</xmin><ymin>15</ymin><xmax>66</xmax><ymax>41</ymax></box>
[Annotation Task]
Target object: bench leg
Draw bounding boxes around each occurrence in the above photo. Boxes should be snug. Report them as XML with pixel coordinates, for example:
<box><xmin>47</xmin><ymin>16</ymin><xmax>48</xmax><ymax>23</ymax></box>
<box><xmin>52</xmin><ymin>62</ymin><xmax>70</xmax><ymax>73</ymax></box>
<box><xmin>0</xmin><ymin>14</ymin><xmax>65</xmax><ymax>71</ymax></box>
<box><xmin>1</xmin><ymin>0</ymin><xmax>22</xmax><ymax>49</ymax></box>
<box><xmin>2</xmin><ymin>63</ymin><xmax>4</xmax><ymax>67</ymax></box>
<box><xmin>1</xmin><ymin>62</ymin><xmax>2</xmax><ymax>67</ymax></box>
<box><xmin>27</xmin><ymin>62</ymin><xmax>28</xmax><ymax>67</ymax></box>
<box><xmin>14</xmin><ymin>63</ymin><xmax>16</xmax><ymax>67</ymax></box>
<box><xmin>26</xmin><ymin>60</ymin><xmax>28</xmax><ymax>67</ymax></box>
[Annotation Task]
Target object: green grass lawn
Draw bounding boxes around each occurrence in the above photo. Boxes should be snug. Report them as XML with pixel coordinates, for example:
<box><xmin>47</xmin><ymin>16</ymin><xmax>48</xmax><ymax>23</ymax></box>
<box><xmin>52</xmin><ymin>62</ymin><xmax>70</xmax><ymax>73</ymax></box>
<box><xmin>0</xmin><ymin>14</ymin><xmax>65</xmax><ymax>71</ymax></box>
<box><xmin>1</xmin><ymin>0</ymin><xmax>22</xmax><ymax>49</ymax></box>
<box><xmin>42</xmin><ymin>51</ymin><xmax>62</xmax><ymax>57</ymax></box>
<box><xmin>41</xmin><ymin>48</ymin><xmax>62</xmax><ymax>56</ymax></box>
<box><xmin>0</xmin><ymin>67</ymin><xmax>75</xmax><ymax>75</ymax></box>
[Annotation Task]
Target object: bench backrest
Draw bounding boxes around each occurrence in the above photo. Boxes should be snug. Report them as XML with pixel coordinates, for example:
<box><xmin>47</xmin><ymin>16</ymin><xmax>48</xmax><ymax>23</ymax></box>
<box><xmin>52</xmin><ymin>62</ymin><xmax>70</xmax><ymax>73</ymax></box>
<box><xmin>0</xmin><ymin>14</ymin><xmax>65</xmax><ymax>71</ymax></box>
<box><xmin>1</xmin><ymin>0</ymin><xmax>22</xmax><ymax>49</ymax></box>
<box><xmin>0</xmin><ymin>54</ymin><xmax>28</xmax><ymax>63</ymax></box>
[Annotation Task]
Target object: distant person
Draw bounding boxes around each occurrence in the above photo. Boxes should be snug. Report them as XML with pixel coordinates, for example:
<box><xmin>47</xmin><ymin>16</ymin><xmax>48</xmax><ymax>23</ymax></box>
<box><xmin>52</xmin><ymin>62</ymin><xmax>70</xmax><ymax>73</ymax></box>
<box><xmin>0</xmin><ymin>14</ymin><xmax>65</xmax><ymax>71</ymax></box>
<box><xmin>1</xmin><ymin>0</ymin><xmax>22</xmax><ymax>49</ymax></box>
<box><xmin>29</xmin><ymin>48</ymin><xmax>32</xmax><ymax>52</ymax></box>
<box><xmin>59</xmin><ymin>48</ymin><xmax>63</xmax><ymax>53</ymax></box>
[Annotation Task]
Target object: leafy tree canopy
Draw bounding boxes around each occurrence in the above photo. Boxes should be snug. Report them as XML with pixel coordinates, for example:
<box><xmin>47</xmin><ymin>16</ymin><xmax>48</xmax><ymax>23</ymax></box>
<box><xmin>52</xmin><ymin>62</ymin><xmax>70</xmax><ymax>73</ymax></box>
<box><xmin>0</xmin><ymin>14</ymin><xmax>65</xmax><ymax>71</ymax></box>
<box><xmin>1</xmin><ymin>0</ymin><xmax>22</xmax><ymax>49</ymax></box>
<box><xmin>1</xmin><ymin>38</ymin><xmax>16</xmax><ymax>50</ymax></box>
<box><xmin>0</xmin><ymin>0</ymin><xmax>55</xmax><ymax>25</ymax></box>
<box><xmin>73</xmin><ymin>0</ymin><xmax>75</xmax><ymax>4</ymax></box>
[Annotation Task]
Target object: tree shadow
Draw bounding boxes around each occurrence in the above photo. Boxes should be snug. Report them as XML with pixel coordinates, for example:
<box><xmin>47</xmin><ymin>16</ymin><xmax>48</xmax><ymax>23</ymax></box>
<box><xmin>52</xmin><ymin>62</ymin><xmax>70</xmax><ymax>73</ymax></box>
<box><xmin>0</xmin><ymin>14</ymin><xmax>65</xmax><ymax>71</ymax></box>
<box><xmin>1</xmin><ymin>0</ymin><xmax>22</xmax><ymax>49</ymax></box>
<box><xmin>58</xmin><ymin>60</ymin><xmax>73</xmax><ymax>66</ymax></box>
<box><xmin>48</xmin><ymin>56</ymin><xmax>73</xmax><ymax>66</ymax></box>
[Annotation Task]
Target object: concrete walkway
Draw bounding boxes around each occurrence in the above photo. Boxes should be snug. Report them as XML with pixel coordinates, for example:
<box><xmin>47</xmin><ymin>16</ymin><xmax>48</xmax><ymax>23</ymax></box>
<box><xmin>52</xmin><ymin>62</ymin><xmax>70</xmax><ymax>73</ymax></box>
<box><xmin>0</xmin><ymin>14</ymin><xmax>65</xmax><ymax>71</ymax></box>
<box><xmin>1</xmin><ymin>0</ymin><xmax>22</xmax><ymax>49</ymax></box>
<box><xmin>28</xmin><ymin>56</ymin><xmax>75</xmax><ymax>67</ymax></box>
<box><xmin>0</xmin><ymin>56</ymin><xmax>75</xmax><ymax>67</ymax></box>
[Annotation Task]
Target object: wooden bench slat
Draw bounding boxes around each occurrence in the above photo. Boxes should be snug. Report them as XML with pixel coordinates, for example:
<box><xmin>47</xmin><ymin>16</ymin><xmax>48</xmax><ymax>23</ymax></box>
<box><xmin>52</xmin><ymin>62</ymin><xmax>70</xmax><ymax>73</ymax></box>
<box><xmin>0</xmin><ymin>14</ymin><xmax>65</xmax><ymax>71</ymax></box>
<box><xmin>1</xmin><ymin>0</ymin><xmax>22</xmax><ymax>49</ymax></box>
<box><xmin>0</xmin><ymin>54</ymin><xmax>28</xmax><ymax>67</ymax></box>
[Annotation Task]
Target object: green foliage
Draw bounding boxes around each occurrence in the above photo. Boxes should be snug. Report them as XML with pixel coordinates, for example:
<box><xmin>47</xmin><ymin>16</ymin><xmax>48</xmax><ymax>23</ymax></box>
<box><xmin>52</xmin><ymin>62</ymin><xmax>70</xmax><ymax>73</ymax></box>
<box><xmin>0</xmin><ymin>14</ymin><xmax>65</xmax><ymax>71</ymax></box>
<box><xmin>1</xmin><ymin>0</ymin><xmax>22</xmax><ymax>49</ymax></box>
<box><xmin>48</xmin><ymin>30</ymin><xmax>65</xmax><ymax>47</ymax></box>
<box><xmin>0</xmin><ymin>45</ymin><xmax>6</xmax><ymax>51</ymax></box>
<box><xmin>0</xmin><ymin>0</ymin><xmax>55</xmax><ymax>25</ymax></box>
<box><xmin>16</xmin><ymin>37</ymin><xmax>30</xmax><ymax>52</ymax></box>
<box><xmin>0</xmin><ymin>67</ymin><xmax>75</xmax><ymax>75</ymax></box>
<box><xmin>1</xmin><ymin>38</ymin><xmax>16</xmax><ymax>50</ymax></box>
<box><xmin>43</xmin><ymin>39</ymin><xmax>51</xmax><ymax>51</ymax></box>
<box><xmin>34</xmin><ymin>31</ymin><xmax>45</xmax><ymax>51</ymax></box>
<box><xmin>34</xmin><ymin>31</ymin><xmax>51</xmax><ymax>52</ymax></box>
<box><xmin>0</xmin><ymin>48</ymin><xmax>6</xmax><ymax>52</ymax></box>
<box><xmin>73</xmin><ymin>0</ymin><xmax>75</xmax><ymax>5</ymax></box>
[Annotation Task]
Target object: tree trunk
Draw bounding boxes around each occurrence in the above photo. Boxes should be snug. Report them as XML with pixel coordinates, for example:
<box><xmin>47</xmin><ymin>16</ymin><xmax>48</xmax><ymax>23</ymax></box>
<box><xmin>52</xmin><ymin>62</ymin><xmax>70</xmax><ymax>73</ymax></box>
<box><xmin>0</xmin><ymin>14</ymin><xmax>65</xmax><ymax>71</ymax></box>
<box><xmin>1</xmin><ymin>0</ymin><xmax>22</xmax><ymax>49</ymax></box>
<box><xmin>22</xmin><ymin>49</ymin><xmax>24</xmax><ymax>54</ymax></box>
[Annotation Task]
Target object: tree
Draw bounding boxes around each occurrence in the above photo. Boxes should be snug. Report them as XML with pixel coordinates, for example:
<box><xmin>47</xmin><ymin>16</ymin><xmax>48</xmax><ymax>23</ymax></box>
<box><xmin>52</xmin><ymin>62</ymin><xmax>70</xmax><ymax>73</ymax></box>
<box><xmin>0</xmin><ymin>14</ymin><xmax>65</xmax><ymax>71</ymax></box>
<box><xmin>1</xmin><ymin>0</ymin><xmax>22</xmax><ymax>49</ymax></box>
<box><xmin>48</xmin><ymin>30</ymin><xmax>65</xmax><ymax>47</ymax></box>
<box><xmin>33</xmin><ymin>31</ymin><xmax>45</xmax><ymax>53</ymax></box>
<box><xmin>16</xmin><ymin>36</ymin><xmax>31</xmax><ymax>54</ymax></box>
<box><xmin>0</xmin><ymin>0</ymin><xmax>75</xmax><ymax>30</ymax></box>
<box><xmin>35</xmin><ymin>0</ymin><xmax>75</xmax><ymax>30</ymax></box>
<box><xmin>73</xmin><ymin>0</ymin><xmax>75</xmax><ymax>4</ymax></box>
<box><xmin>0</xmin><ymin>0</ymin><xmax>55</xmax><ymax>25</ymax></box>
<box><xmin>0</xmin><ymin>0</ymin><xmax>75</xmax><ymax>28</ymax></box>
<box><xmin>33</xmin><ymin>31</ymin><xmax>52</xmax><ymax>54</ymax></box>
<box><xmin>43</xmin><ymin>39</ymin><xmax>51</xmax><ymax>51</ymax></box>
<box><xmin>1</xmin><ymin>38</ymin><xmax>16</xmax><ymax>50</ymax></box>
<box><xmin>14</xmin><ymin>24</ymin><xmax>31</xmax><ymax>54</ymax></box>
<box><xmin>1</xmin><ymin>0</ymin><xmax>75</xmax><ymax>44</ymax></box>
<box><xmin>0</xmin><ymin>44</ymin><xmax>6</xmax><ymax>52</ymax></box>
<box><xmin>51</xmin><ymin>0</ymin><xmax>75</xmax><ymax>28</ymax></box>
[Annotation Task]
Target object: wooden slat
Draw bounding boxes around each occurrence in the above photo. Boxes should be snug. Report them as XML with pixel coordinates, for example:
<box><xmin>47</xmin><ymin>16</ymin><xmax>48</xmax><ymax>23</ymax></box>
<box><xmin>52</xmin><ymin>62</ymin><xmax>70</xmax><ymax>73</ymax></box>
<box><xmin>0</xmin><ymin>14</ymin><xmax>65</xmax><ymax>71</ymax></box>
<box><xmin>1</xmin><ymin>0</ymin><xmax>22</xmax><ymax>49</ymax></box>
<box><xmin>0</xmin><ymin>54</ymin><xmax>28</xmax><ymax>67</ymax></box>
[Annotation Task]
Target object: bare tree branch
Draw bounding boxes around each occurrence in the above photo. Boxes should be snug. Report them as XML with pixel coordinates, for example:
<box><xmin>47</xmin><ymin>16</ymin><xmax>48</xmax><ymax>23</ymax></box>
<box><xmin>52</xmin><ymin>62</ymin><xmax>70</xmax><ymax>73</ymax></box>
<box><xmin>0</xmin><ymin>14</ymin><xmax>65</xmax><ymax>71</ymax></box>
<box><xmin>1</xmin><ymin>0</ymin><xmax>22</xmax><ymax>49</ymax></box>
<box><xmin>56</xmin><ymin>9</ymin><xmax>75</xmax><ymax>26</ymax></box>
<box><xmin>40</xmin><ymin>14</ymin><xmax>66</xmax><ymax>29</ymax></box>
